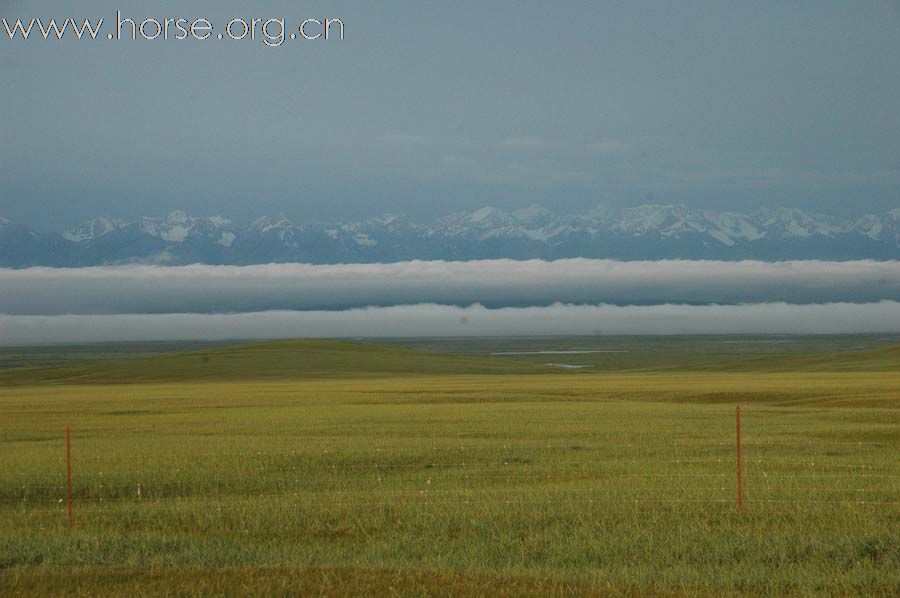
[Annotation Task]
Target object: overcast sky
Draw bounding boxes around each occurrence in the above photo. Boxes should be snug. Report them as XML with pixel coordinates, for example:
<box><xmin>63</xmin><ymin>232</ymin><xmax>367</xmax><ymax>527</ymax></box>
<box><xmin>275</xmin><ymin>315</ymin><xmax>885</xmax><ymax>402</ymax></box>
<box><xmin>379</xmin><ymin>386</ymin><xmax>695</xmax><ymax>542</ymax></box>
<box><xmin>2</xmin><ymin>1</ymin><xmax>899</xmax><ymax>230</ymax></box>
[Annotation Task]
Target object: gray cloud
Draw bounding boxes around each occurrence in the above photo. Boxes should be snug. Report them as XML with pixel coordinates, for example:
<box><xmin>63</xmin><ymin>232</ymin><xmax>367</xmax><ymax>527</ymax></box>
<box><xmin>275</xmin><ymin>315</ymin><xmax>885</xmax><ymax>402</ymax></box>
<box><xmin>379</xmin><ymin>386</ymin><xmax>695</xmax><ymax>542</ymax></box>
<box><xmin>1</xmin><ymin>260</ymin><xmax>899</xmax><ymax>315</ymax></box>
<box><xmin>381</xmin><ymin>133</ymin><xmax>427</xmax><ymax>146</ymax></box>
<box><xmin>2</xmin><ymin>302</ymin><xmax>899</xmax><ymax>346</ymax></box>
<box><xmin>586</xmin><ymin>140</ymin><xmax>628</xmax><ymax>154</ymax></box>
<box><xmin>499</xmin><ymin>137</ymin><xmax>548</xmax><ymax>151</ymax></box>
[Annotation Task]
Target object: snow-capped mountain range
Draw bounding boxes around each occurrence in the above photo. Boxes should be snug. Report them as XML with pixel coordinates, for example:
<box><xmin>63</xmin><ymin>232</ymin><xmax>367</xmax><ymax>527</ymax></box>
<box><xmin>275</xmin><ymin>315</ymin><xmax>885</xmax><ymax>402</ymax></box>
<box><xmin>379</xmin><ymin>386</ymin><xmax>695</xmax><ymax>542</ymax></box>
<box><xmin>1</xmin><ymin>205</ymin><xmax>899</xmax><ymax>267</ymax></box>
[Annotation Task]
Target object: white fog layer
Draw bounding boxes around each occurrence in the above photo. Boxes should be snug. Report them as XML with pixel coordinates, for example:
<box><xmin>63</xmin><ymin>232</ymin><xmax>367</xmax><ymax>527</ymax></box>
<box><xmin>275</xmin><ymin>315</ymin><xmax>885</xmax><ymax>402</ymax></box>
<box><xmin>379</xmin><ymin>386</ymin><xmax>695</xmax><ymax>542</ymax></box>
<box><xmin>2</xmin><ymin>301</ymin><xmax>900</xmax><ymax>346</ymax></box>
<box><xmin>1</xmin><ymin>260</ymin><xmax>899</xmax><ymax>315</ymax></box>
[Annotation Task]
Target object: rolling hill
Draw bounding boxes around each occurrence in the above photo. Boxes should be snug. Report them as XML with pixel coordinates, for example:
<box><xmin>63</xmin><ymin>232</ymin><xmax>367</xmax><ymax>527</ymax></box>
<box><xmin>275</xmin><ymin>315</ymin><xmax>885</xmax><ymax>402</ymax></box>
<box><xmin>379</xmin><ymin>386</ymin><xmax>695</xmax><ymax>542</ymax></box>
<box><xmin>705</xmin><ymin>343</ymin><xmax>900</xmax><ymax>373</ymax></box>
<box><xmin>1</xmin><ymin>338</ymin><xmax>897</xmax><ymax>387</ymax></box>
<box><xmin>0</xmin><ymin>340</ymin><xmax>552</xmax><ymax>385</ymax></box>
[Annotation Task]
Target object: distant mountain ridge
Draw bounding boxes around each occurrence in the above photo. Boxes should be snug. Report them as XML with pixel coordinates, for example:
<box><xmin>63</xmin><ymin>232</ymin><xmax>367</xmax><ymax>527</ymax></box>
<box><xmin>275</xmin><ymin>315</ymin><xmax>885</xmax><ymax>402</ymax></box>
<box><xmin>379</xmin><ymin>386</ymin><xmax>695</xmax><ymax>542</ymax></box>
<box><xmin>1</xmin><ymin>204</ymin><xmax>899</xmax><ymax>267</ymax></box>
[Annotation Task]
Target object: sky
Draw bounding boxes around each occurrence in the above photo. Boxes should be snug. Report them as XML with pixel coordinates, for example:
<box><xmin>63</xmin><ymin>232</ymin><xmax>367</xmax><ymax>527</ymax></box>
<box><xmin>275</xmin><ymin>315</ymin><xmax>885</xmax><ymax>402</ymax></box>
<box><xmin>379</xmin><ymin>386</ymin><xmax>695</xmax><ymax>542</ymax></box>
<box><xmin>2</xmin><ymin>1</ymin><xmax>899</xmax><ymax>230</ymax></box>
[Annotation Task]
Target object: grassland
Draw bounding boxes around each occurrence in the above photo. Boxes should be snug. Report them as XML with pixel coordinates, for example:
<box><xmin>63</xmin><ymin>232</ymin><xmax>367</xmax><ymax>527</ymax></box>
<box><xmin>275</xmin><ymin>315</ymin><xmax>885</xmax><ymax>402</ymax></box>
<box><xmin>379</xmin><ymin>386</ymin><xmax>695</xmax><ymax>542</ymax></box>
<box><xmin>2</xmin><ymin>339</ymin><xmax>899</xmax><ymax>596</ymax></box>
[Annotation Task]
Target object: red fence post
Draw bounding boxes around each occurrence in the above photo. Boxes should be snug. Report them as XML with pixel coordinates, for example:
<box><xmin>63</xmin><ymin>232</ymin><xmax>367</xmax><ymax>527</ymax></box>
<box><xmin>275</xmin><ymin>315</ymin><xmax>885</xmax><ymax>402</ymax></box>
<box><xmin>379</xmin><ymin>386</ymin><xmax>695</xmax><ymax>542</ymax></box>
<box><xmin>66</xmin><ymin>424</ymin><xmax>73</xmax><ymax>527</ymax></box>
<box><xmin>736</xmin><ymin>406</ymin><xmax>743</xmax><ymax>513</ymax></box>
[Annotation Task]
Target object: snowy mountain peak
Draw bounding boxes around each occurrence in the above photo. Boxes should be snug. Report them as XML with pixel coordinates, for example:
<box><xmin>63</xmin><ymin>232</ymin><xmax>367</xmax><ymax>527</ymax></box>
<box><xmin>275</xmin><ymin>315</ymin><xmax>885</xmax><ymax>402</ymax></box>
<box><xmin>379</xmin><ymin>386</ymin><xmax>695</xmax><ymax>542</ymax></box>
<box><xmin>63</xmin><ymin>216</ymin><xmax>126</xmax><ymax>242</ymax></box>
<box><xmin>3</xmin><ymin>205</ymin><xmax>899</xmax><ymax>267</ymax></box>
<box><xmin>139</xmin><ymin>214</ymin><xmax>190</xmax><ymax>242</ymax></box>
<box><xmin>252</xmin><ymin>214</ymin><xmax>295</xmax><ymax>233</ymax></box>
<box><xmin>468</xmin><ymin>206</ymin><xmax>509</xmax><ymax>223</ymax></box>
<box><xmin>512</xmin><ymin>204</ymin><xmax>555</xmax><ymax>226</ymax></box>
<box><xmin>166</xmin><ymin>210</ymin><xmax>189</xmax><ymax>223</ymax></box>
<box><xmin>751</xmin><ymin>207</ymin><xmax>841</xmax><ymax>239</ymax></box>
<box><xmin>851</xmin><ymin>210</ymin><xmax>900</xmax><ymax>243</ymax></box>
<box><xmin>614</xmin><ymin>204</ymin><xmax>697</xmax><ymax>235</ymax></box>
<box><xmin>587</xmin><ymin>203</ymin><xmax>615</xmax><ymax>221</ymax></box>
<box><xmin>364</xmin><ymin>213</ymin><xmax>408</xmax><ymax>227</ymax></box>
<box><xmin>440</xmin><ymin>207</ymin><xmax>517</xmax><ymax>236</ymax></box>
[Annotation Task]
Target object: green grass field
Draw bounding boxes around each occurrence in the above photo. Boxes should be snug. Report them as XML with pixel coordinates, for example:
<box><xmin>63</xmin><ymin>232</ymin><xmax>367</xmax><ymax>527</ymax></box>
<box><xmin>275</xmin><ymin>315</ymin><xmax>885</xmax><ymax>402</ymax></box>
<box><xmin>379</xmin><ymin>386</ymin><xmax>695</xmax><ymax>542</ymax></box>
<box><xmin>2</xmin><ymin>339</ymin><xmax>899</xmax><ymax>596</ymax></box>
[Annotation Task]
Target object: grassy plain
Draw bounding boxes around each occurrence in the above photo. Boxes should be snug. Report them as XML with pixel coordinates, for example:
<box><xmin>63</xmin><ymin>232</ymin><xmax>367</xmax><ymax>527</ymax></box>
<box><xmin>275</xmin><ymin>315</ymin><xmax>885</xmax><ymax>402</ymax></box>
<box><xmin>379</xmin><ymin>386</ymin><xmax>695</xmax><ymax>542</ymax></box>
<box><xmin>1</xmin><ymin>339</ymin><xmax>899</xmax><ymax>596</ymax></box>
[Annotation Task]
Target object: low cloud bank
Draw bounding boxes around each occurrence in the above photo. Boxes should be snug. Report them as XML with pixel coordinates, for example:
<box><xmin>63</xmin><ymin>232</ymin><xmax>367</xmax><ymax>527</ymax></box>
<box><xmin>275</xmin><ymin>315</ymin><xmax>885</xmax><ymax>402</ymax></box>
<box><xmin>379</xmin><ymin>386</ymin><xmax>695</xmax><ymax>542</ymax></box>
<box><xmin>1</xmin><ymin>259</ymin><xmax>899</xmax><ymax>315</ymax></box>
<box><xmin>2</xmin><ymin>302</ymin><xmax>899</xmax><ymax>346</ymax></box>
